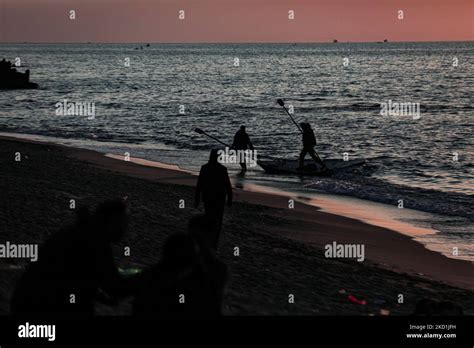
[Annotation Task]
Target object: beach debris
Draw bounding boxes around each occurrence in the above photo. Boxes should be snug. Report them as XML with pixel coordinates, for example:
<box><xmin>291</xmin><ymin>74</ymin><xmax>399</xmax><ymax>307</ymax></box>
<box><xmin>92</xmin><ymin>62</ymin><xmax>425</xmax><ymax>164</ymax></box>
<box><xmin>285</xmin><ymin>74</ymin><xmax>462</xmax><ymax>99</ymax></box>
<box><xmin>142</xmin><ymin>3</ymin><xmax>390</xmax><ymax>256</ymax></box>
<box><xmin>380</xmin><ymin>309</ymin><xmax>390</xmax><ymax>316</ymax></box>
<box><xmin>347</xmin><ymin>294</ymin><xmax>366</xmax><ymax>305</ymax></box>
<box><xmin>338</xmin><ymin>289</ymin><xmax>346</xmax><ymax>294</ymax></box>
<box><xmin>118</xmin><ymin>267</ymin><xmax>142</xmax><ymax>276</ymax></box>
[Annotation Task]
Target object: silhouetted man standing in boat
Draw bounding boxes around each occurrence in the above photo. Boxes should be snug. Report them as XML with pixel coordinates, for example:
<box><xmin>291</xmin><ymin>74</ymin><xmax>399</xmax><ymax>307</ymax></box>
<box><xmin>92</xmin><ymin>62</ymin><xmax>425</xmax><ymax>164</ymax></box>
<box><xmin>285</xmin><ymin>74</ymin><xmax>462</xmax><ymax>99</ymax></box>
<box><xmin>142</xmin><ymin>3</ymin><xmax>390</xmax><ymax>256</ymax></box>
<box><xmin>231</xmin><ymin>125</ymin><xmax>254</xmax><ymax>173</ymax></box>
<box><xmin>194</xmin><ymin>149</ymin><xmax>233</xmax><ymax>248</ymax></box>
<box><xmin>298</xmin><ymin>122</ymin><xmax>327</xmax><ymax>171</ymax></box>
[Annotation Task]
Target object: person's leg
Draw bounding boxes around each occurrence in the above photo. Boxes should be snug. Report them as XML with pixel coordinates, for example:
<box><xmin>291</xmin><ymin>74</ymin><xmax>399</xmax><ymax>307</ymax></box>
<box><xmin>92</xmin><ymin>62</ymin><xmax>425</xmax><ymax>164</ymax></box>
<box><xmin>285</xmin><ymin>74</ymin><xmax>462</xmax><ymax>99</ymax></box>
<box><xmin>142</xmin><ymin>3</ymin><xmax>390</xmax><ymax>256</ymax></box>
<box><xmin>308</xmin><ymin>148</ymin><xmax>327</xmax><ymax>169</ymax></box>
<box><xmin>298</xmin><ymin>148</ymin><xmax>308</xmax><ymax>169</ymax></box>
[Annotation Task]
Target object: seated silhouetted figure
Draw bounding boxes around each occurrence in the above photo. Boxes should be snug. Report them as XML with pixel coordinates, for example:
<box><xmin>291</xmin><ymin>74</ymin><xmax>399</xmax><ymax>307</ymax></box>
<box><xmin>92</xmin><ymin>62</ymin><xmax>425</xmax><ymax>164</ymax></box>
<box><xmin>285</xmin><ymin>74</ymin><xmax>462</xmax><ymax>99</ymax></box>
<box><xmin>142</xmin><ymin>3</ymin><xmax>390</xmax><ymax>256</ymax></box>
<box><xmin>194</xmin><ymin>149</ymin><xmax>232</xmax><ymax>249</ymax></box>
<box><xmin>133</xmin><ymin>218</ymin><xmax>227</xmax><ymax>318</ymax></box>
<box><xmin>10</xmin><ymin>200</ymin><xmax>133</xmax><ymax>317</ymax></box>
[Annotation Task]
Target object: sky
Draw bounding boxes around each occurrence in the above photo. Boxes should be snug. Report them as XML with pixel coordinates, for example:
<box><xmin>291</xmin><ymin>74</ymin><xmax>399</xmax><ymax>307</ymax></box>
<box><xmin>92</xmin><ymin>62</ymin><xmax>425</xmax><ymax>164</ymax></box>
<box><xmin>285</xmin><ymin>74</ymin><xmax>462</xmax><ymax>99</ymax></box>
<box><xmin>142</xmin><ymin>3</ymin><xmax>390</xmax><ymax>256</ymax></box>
<box><xmin>1</xmin><ymin>0</ymin><xmax>473</xmax><ymax>43</ymax></box>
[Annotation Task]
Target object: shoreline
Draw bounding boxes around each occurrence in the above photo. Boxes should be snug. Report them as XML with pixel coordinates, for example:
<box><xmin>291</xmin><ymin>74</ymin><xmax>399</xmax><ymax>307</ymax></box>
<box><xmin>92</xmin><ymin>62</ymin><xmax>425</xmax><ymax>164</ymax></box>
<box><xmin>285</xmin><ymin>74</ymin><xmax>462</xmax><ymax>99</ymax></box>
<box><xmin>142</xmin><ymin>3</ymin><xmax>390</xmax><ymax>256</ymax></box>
<box><xmin>2</xmin><ymin>131</ymin><xmax>472</xmax><ymax>221</ymax></box>
<box><xmin>1</xmin><ymin>134</ymin><xmax>472</xmax><ymax>292</ymax></box>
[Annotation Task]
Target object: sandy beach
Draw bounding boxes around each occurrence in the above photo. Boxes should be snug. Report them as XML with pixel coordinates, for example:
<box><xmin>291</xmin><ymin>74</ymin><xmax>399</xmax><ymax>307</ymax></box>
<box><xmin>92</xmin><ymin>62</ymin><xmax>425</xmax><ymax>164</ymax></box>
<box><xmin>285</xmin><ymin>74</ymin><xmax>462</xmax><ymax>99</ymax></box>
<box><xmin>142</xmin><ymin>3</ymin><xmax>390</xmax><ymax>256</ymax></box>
<box><xmin>1</xmin><ymin>135</ymin><xmax>473</xmax><ymax>315</ymax></box>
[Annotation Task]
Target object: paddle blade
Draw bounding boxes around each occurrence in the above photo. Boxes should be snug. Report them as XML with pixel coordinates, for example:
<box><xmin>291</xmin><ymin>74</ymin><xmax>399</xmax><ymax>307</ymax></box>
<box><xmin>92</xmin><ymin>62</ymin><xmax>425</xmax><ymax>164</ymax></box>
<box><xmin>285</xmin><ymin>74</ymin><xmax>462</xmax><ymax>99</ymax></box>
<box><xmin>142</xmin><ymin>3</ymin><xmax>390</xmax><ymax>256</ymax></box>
<box><xmin>194</xmin><ymin>128</ymin><xmax>204</xmax><ymax>134</ymax></box>
<box><xmin>277</xmin><ymin>99</ymin><xmax>285</xmax><ymax>106</ymax></box>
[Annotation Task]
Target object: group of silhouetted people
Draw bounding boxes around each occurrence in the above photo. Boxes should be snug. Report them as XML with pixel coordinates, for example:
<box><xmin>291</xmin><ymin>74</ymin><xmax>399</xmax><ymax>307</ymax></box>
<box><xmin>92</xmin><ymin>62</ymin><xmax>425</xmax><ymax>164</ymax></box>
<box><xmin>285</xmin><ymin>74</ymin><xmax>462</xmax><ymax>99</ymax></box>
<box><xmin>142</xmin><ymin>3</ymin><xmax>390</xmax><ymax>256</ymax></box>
<box><xmin>195</xmin><ymin>123</ymin><xmax>328</xmax><ymax>246</ymax></box>
<box><xmin>229</xmin><ymin>124</ymin><xmax>327</xmax><ymax>172</ymax></box>
<box><xmin>10</xmin><ymin>199</ymin><xmax>228</xmax><ymax>318</ymax></box>
<box><xmin>229</xmin><ymin>123</ymin><xmax>327</xmax><ymax>173</ymax></box>
<box><xmin>9</xmin><ymin>149</ymin><xmax>464</xmax><ymax>318</ymax></box>
<box><xmin>10</xmin><ymin>142</ymin><xmax>240</xmax><ymax>318</ymax></box>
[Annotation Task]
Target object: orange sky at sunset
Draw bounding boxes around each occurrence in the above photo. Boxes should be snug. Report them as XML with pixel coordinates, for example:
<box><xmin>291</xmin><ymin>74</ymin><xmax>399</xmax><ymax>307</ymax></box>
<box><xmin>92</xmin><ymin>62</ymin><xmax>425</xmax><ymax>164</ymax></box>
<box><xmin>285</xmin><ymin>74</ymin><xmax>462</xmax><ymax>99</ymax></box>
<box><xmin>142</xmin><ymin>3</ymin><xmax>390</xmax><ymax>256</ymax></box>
<box><xmin>1</xmin><ymin>0</ymin><xmax>473</xmax><ymax>43</ymax></box>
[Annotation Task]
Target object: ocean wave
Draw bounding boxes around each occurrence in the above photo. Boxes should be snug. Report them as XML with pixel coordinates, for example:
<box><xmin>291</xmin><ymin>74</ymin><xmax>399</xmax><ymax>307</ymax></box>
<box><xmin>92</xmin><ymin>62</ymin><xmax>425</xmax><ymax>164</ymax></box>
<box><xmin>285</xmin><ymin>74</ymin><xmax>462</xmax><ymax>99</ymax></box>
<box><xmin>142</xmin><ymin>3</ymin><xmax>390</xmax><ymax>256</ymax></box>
<box><xmin>305</xmin><ymin>172</ymin><xmax>474</xmax><ymax>221</ymax></box>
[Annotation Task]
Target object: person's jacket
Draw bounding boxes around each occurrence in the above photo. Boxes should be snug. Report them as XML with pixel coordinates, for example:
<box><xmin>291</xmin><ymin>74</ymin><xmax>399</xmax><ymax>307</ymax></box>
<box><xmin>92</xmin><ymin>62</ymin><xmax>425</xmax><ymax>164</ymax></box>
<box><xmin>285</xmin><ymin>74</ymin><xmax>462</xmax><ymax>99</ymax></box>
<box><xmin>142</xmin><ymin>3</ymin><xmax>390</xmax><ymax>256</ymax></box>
<box><xmin>303</xmin><ymin>128</ymin><xmax>317</xmax><ymax>148</ymax></box>
<box><xmin>232</xmin><ymin>130</ymin><xmax>253</xmax><ymax>150</ymax></box>
<box><xmin>195</xmin><ymin>162</ymin><xmax>233</xmax><ymax>204</ymax></box>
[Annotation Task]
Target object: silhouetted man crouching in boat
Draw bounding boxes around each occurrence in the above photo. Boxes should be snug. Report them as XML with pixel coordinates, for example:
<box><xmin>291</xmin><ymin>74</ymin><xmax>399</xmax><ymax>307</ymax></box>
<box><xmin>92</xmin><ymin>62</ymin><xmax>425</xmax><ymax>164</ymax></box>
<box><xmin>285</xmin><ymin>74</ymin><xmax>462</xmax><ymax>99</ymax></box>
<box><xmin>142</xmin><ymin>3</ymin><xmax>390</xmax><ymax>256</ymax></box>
<box><xmin>298</xmin><ymin>122</ymin><xmax>327</xmax><ymax>171</ymax></box>
<box><xmin>231</xmin><ymin>125</ymin><xmax>254</xmax><ymax>173</ymax></box>
<box><xmin>194</xmin><ymin>149</ymin><xmax>233</xmax><ymax>248</ymax></box>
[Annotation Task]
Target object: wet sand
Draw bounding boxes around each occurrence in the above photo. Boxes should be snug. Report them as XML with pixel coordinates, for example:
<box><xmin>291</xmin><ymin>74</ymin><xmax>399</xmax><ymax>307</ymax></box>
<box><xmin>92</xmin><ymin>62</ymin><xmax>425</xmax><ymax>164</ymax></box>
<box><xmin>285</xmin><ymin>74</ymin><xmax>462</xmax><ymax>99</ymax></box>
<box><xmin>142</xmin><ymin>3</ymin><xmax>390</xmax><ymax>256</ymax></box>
<box><xmin>0</xmin><ymin>135</ymin><xmax>473</xmax><ymax>315</ymax></box>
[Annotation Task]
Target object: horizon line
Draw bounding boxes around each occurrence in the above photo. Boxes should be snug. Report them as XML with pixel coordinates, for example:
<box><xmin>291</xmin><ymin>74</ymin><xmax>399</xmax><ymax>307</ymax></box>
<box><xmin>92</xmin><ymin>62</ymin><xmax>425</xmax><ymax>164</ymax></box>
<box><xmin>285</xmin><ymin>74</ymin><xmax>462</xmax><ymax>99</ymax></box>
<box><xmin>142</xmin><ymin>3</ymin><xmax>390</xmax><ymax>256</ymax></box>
<box><xmin>1</xmin><ymin>39</ymin><xmax>473</xmax><ymax>45</ymax></box>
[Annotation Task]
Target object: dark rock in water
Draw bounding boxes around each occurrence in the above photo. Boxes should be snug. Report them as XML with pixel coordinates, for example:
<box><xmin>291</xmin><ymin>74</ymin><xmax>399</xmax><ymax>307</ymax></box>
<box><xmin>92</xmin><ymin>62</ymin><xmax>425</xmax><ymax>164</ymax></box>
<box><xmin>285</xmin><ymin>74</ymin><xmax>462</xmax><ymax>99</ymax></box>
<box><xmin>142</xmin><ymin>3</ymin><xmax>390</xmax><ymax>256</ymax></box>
<box><xmin>333</xmin><ymin>39</ymin><xmax>338</xmax><ymax>43</ymax></box>
<box><xmin>0</xmin><ymin>59</ymin><xmax>38</xmax><ymax>89</ymax></box>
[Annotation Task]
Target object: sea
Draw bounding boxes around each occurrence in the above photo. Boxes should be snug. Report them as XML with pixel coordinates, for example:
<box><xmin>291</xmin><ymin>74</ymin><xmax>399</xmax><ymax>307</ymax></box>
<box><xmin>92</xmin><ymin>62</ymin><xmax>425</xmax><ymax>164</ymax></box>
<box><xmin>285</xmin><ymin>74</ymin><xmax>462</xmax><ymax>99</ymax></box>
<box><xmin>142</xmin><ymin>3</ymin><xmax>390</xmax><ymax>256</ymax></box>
<box><xmin>0</xmin><ymin>42</ymin><xmax>472</xmax><ymax>260</ymax></box>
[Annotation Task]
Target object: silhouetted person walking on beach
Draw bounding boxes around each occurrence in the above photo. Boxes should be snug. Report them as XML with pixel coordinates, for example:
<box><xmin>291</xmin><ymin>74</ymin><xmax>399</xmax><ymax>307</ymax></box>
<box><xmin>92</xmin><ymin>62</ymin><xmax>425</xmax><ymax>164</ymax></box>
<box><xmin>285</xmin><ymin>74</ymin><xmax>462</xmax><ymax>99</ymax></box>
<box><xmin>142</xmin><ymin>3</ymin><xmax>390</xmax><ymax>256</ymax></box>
<box><xmin>133</xmin><ymin>219</ymin><xmax>227</xmax><ymax>318</ymax></box>
<box><xmin>232</xmin><ymin>125</ymin><xmax>254</xmax><ymax>173</ymax></box>
<box><xmin>194</xmin><ymin>149</ymin><xmax>233</xmax><ymax>248</ymax></box>
<box><xmin>11</xmin><ymin>199</ymin><xmax>134</xmax><ymax>317</ymax></box>
<box><xmin>298</xmin><ymin>122</ymin><xmax>327</xmax><ymax>171</ymax></box>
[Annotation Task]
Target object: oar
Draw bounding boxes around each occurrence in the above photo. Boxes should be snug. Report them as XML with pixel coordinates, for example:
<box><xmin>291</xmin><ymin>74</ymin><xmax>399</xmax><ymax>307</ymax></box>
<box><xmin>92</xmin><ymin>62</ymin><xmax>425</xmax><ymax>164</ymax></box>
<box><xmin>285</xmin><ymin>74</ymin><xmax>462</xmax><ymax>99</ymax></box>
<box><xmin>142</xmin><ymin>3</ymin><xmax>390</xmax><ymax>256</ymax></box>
<box><xmin>277</xmin><ymin>99</ymin><xmax>303</xmax><ymax>134</ymax></box>
<box><xmin>194</xmin><ymin>128</ymin><xmax>276</xmax><ymax>162</ymax></box>
<box><xmin>194</xmin><ymin>127</ymin><xmax>231</xmax><ymax>148</ymax></box>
